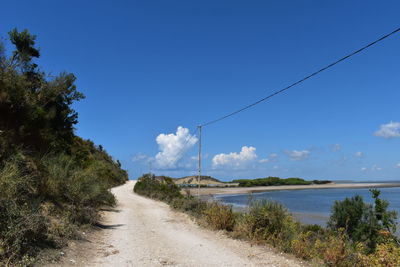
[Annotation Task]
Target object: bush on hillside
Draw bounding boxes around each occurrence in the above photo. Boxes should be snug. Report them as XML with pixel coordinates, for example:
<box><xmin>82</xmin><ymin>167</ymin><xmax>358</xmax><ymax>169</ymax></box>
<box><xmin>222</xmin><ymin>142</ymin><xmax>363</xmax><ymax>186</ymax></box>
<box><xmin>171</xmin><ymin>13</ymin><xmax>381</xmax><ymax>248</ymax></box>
<box><xmin>0</xmin><ymin>156</ymin><xmax>48</xmax><ymax>262</ymax></box>
<box><xmin>0</xmin><ymin>28</ymin><xmax>128</xmax><ymax>265</ymax></box>
<box><xmin>42</xmin><ymin>154</ymin><xmax>116</xmax><ymax>224</ymax></box>
<box><xmin>134</xmin><ymin>174</ymin><xmax>183</xmax><ymax>202</ymax></box>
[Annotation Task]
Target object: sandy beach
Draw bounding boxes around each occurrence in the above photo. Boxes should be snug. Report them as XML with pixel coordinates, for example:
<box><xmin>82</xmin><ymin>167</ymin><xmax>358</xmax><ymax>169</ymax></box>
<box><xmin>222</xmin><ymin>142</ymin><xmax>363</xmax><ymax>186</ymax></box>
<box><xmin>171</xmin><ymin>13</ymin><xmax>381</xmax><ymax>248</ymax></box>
<box><xmin>187</xmin><ymin>182</ymin><xmax>400</xmax><ymax>196</ymax></box>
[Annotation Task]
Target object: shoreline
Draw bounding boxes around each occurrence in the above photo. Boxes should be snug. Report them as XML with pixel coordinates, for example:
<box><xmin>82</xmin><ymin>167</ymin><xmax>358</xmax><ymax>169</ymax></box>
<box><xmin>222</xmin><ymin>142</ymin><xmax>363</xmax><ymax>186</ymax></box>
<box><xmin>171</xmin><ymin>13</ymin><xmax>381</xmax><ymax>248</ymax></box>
<box><xmin>188</xmin><ymin>182</ymin><xmax>400</xmax><ymax>196</ymax></box>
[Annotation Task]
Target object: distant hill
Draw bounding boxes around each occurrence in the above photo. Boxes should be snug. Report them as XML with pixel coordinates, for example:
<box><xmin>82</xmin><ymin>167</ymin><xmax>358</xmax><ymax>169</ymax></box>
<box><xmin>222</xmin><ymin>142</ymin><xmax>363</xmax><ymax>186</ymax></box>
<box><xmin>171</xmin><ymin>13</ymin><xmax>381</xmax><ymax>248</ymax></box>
<box><xmin>153</xmin><ymin>175</ymin><xmax>238</xmax><ymax>187</ymax></box>
<box><xmin>173</xmin><ymin>175</ymin><xmax>223</xmax><ymax>185</ymax></box>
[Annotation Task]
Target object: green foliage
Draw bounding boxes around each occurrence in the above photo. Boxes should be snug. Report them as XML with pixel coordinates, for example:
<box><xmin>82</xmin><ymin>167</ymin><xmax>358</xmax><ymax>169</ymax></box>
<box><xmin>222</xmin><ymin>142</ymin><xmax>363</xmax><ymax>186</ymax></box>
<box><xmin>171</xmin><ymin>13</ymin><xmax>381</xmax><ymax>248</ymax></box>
<box><xmin>135</xmin><ymin>175</ymin><xmax>400</xmax><ymax>266</ymax></box>
<box><xmin>312</xmin><ymin>180</ymin><xmax>332</xmax><ymax>184</ymax></box>
<box><xmin>134</xmin><ymin>174</ymin><xmax>183</xmax><ymax>202</ymax></box>
<box><xmin>8</xmin><ymin>28</ymin><xmax>40</xmax><ymax>64</ymax></box>
<box><xmin>328</xmin><ymin>195</ymin><xmax>372</xmax><ymax>241</ymax></box>
<box><xmin>370</xmin><ymin>189</ymin><xmax>397</xmax><ymax>234</ymax></box>
<box><xmin>328</xmin><ymin>190</ymin><xmax>398</xmax><ymax>252</ymax></box>
<box><xmin>0</xmin><ymin>29</ymin><xmax>128</xmax><ymax>264</ymax></box>
<box><xmin>0</xmin><ymin>29</ymin><xmax>84</xmax><ymax>160</ymax></box>
<box><xmin>357</xmin><ymin>234</ymin><xmax>400</xmax><ymax>267</ymax></box>
<box><xmin>233</xmin><ymin>177</ymin><xmax>313</xmax><ymax>187</ymax></box>
<box><xmin>203</xmin><ymin>203</ymin><xmax>235</xmax><ymax>231</ymax></box>
<box><xmin>170</xmin><ymin>197</ymin><xmax>208</xmax><ymax>217</ymax></box>
<box><xmin>42</xmin><ymin>154</ymin><xmax>117</xmax><ymax>224</ymax></box>
<box><xmin>0</xmin><ymin>156</ymin><xmax>48</xmax><ymax>262</ymax></box>
<box><xmin>235</xmin><ymin>200</ymin><xmax>298</xmax><ymax>250</ymax></box>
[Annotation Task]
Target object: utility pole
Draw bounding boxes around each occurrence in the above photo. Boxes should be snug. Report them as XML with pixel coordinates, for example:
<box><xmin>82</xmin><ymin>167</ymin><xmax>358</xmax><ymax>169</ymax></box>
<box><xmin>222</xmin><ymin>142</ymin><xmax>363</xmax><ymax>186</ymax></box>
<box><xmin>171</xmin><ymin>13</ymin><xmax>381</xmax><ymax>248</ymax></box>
<box><xmin>197</xmin><ymin>125</ymin><xmax>202</xmax><ymax>197</ymax></box>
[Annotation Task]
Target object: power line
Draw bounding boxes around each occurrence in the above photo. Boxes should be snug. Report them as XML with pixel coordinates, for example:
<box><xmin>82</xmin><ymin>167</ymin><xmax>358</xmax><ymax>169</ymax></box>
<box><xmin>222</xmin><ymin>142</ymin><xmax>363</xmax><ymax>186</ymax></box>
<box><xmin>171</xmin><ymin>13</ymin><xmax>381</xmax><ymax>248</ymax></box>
<box><xmin>200</xmin><ymin>27</ymin><xmax>400</xmax><ymax>127</ymax></box>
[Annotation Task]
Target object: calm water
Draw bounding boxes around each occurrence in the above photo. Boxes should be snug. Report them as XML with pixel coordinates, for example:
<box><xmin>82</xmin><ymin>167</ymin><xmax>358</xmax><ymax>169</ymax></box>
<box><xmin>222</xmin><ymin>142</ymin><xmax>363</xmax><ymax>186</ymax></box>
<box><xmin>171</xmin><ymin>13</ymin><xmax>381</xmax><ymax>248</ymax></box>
<box><xmin>215</xmin><ymin>187</ymin><xmax>400</xmax><ymax>226</ymax></box>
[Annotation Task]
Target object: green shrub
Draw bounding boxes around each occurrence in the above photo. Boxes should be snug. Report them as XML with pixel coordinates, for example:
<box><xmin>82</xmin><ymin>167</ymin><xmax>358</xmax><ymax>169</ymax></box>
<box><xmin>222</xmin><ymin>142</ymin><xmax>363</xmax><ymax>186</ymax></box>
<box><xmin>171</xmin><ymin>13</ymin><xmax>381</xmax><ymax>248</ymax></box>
<box><xmin>234</xmin><ymin>200</ymin><xmax>298</xmax><ymax>251</ymax></box>
<box><xmin>170</xmin><ymin>197</ymin><xmax>208</xmax><ymax>217</ymax></box>
<box><xmin>134</xmin><ymin>174</ymin><xmax>183</xmax><ymax>202</ymax></box>
<box><xmin>357</xmin><ymin>233</ymin><xmax>400</xmax><ymax>267</ymax></box>
<box><xmin>0</xmin><ymin>199</ymin><xmax>49</xmax><ymax>263</ymax></box>
<box><xmin>0</xmin><ymin>156</ymin><xmax>49</xmax><ymax>262</ymax></box>
<box><xmin>315</xmin><ymin>229</ymin><xmax>358</xmax><ymax>267</ymax></box>
<box><xmin>42</xmin><ymin>154</ymin><xmax>116</xmax><ymax>225</ymax></box>
<box><xmin>203</xmin><ymin>203</ymin><xmax>235</xmax><ymax>231</ymax></box>
<box><xmin>328</xmin><ymin>195</ymin><xmax>371</xmax><ymax>241</ymax></box>
<box><xmin>328</xmin><ymin>190</ymin><xmax>397</xmax><ymax>252</ymax></box>
<box><xmin>233</xmin><ymin>177</ymin><xmax>313</xmax><ymax>187</ymax></box>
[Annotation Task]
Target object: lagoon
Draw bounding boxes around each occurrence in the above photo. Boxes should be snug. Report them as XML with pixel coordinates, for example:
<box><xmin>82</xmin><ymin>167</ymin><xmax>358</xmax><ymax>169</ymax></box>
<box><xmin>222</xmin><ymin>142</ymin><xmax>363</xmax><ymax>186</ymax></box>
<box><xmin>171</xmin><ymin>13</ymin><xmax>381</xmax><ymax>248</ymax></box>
<box><xmin>215</xmin><ymin>186</ymin><xmax>400</xmax><ymax>226</ymax></box>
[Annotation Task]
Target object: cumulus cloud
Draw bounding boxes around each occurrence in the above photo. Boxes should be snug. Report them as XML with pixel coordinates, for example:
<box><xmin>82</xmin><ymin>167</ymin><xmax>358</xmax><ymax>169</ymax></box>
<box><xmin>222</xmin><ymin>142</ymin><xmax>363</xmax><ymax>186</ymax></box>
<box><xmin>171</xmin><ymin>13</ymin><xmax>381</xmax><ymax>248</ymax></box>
<box><xmin>154</xmin><ymin>126</ymin><xmax>198</xmax><ymax>169</ymax></box>
<box><xmin>258</xmin><ymin>158</ymin><xmax>270</xmax><ymax>163</ymax></box>
<box><xmin>360</xmin><ymin>167</ymin><xmax>367</xmax><ymax>171</ymax></box>
<box><xmin>355</xmin><ymin>151</ymin><xmax>364</xmax><ymax>158</ymax></box>
<box><xmin>332</xmin><ymin>144</ymin><xmax>342</xmax><ymax>152</ymax></box>
<box><xmin>212</xmin><ymin>146</ymin><xmax>257</xmax><ymax>169</ymax></box>
<box><xmin>374</xmin><ymin>121</ymin><xmax>400</xmax><ymax>138</ymax></box>
<box><xmin>285</xmin><ymin>150</ymin><xmax>310</xmax><ymax>161</ymax></box>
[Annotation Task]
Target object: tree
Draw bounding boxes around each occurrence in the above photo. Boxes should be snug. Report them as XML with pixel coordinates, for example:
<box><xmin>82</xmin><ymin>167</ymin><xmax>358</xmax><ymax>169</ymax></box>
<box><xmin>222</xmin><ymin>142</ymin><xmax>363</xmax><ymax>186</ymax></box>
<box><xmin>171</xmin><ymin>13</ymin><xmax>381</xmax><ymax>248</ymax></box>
<box><xmin>0</xmin><ymin>28</ymin><xmax>84</xmax><ymax>157</ymax></box>
<box><xmin>328</xmin><ymin>190</ymin><xmax>398</xmax><ymax>252</ymax></box>
<box><xmin>370</xmin><ymin>189</ymin><xmax>397</xmax><ymax>234</ymax></box>
<box><xmin>328</xmin><ymin>195</ymin><xmax>372</xmax><ymax>241</ymax></box>
<box><xmin>8</xmin><ymin>28</ymin><xmax>40</xmax><ymax>70</ymax></box>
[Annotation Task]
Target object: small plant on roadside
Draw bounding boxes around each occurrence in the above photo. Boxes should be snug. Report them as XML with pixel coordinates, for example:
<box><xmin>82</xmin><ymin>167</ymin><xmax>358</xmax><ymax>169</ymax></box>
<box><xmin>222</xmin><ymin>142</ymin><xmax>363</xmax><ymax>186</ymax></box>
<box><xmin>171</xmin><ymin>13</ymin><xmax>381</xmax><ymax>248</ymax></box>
<box><xmin>203</xmin><ymin>202</ymin><xmax>235</xmax><ymax>231</ymax></box>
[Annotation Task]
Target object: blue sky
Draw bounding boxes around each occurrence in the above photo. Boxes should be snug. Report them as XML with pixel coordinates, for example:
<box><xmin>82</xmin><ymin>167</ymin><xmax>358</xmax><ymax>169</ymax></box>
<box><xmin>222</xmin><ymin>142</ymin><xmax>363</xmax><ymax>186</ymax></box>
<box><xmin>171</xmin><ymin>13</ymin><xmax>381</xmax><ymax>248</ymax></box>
<box><xmin>1</xmin><ymin>1</ymin><xmax>399</xmax><ymax>181</ymax></box>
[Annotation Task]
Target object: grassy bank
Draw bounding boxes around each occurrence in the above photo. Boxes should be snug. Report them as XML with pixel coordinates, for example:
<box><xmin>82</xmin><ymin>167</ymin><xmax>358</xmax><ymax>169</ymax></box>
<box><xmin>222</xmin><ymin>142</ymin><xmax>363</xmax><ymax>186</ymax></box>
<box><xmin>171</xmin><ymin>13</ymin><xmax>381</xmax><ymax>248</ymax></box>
<box><xmin>0</xmin><ymin>29</ymin><xmax>128</xmax><ymax>265</ymax></box>
<box><xmin>134</xmin><ymin>174</ymin><xmax>400</xmax><ymax>267</ymax></box>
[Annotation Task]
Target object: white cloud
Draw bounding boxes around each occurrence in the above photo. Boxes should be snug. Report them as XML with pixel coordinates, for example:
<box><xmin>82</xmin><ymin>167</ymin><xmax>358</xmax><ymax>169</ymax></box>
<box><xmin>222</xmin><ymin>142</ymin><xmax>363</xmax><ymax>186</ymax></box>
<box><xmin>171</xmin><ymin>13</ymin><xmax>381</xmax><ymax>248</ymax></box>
<box><xmin>132</xmin><ymin>153</ymin><xmax>150</xmax><ymax>163</ymax></box>
<box><xmin>285</xmin><ymin>150</ymin><xmax>310</xmax><ymax>161</ymax></box>
<box><xmin>212</xmin><ymin>146</ymin><xmax>257</xmax><ymax>169</ymax></box>
<box><xmin>355</xmin><ymin>151</ymin><xmax>364</xmax><ymax>158</ymax></box>
<box><xmin>371</xmin><ymin>164</ymin><xmax>382</xmax><ymax>171</ymax></box>
<box><xmin>396</xmin><ymin>163</ymin><xmax>400</xmax><ymax>168</ymax></box>
<box><xmin>374</xmin><ymin>121</ymin><xmax>400</xmax><ymax>138</ymax></box>
<box><xmin>154</xmin><ymin>126</ymin><xmax>198</xmax><ymax>169</ymax></box>
<box><xmin>258</xmin><ymin>153</ymin><xmax>278</xmax><ymax>163</ymax></box>
<box><xmin>362</xmin><ymin>165</ymin><xmax>382</xmax><ymax>172</ymax></box>
<box><xmin>333</xmin><ymin>144</ymin><xmax>341</xmax><ymax>152</ymax></box>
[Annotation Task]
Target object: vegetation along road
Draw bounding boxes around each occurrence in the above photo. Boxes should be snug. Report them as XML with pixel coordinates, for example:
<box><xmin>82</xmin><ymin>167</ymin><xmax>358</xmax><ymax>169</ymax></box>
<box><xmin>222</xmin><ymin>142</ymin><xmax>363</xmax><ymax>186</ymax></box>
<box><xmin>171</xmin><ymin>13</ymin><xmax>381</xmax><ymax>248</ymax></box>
<box><xmin>51</xmin><ymin>181</ymin><xmax>305</xmax><ymax>267</ymax></box>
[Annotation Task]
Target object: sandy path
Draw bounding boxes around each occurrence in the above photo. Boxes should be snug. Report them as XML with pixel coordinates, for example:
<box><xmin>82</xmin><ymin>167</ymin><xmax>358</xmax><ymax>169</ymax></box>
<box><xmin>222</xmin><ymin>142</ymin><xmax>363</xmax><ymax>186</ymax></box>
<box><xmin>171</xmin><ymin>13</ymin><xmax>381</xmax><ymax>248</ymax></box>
<box><xmin>50</xmin><ymin>180</ymin><xmax>306</xmax><ymax>267</ymax></box>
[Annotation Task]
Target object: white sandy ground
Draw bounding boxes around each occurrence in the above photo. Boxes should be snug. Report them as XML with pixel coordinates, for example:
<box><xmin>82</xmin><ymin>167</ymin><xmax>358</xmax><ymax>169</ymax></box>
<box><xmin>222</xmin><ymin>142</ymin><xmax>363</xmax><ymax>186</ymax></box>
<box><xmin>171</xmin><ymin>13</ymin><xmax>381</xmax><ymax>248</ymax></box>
<box><xmin>46</xmin><ymin>180</ymin><xmax>307</xmax><ymax>267</ymax></box>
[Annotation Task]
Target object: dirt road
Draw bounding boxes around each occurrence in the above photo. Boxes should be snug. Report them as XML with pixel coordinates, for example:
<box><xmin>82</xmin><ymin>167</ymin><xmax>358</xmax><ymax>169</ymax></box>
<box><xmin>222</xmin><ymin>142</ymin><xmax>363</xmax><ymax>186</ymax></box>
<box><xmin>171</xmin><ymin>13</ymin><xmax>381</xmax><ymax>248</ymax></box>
<box><xmin>51</xmin><ymin>181</ymin><xmax>305</xmax><ymax>267</ymax></box>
